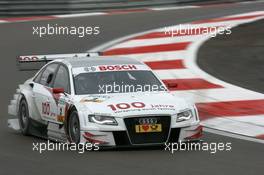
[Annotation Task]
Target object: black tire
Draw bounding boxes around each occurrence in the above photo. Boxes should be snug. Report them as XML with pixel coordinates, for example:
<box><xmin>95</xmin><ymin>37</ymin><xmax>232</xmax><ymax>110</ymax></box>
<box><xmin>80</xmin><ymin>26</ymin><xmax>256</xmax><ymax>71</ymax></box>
<box><xmin>18</xmin><ymin>98</ymin><xmax>31</xmax><ymax>135</ymax></box>
<box><xmin>68</xmin><ymin>111</ymin><xmax>81</xmax><ymax>144</ymax></box>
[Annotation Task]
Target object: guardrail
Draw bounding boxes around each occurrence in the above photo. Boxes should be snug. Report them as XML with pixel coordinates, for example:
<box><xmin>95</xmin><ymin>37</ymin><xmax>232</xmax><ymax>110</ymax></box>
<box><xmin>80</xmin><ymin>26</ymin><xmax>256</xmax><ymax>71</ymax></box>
<box><xmin>0</xmin><ymin>0</ymin><xmax>256</xmax><ymax>17</ymax></box>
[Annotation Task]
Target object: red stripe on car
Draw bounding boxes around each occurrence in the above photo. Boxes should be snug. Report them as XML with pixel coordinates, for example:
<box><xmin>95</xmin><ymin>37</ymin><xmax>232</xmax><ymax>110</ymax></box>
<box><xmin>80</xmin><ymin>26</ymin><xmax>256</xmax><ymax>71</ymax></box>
<box><xmin>83</xmin><ymin>133</ymin><xmax>107</xmax><ymax>144</ymax></box>
<box><xmin>185</xmin><ymin>125</ymin><xmax>203</xmax><ymax>140</ymax></box>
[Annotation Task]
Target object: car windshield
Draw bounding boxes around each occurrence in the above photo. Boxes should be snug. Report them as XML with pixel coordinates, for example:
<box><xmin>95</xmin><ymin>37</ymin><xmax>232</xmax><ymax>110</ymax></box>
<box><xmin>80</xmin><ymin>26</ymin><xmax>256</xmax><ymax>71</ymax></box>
<box><xmin>74</xmin><ymin>70</ymin><xmax>167</xmax><ymax>95</ymax></box>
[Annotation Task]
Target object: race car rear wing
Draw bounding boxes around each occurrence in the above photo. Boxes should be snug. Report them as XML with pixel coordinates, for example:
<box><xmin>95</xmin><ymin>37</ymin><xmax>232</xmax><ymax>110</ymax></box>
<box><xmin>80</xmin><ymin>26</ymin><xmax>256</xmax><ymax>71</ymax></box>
<box><xmin>17</xmin><ymin>52</ymin><xmax>101</xmax><ymax>71</ymax></box>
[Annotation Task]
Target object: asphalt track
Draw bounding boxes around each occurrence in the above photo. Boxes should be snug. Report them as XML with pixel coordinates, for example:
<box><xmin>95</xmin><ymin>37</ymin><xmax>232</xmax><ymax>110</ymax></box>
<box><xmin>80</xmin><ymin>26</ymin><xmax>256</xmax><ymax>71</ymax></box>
<box><xmin>1</xmin><ymin>2</ymin><xmax>264</xmax><ymax>175</ymax></box>
<box><xmin>198</xmin><ymin>19</ymin><xmax>264</xmax><ymax>94</ymax></box>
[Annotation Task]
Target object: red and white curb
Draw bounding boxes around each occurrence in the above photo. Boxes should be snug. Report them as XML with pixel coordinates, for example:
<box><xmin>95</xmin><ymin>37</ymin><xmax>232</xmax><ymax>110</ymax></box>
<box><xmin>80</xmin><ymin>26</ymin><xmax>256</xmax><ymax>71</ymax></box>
<box><xmin>0</xmin><ymin>0</ymin><xmax>263</xmax><ymax>24</ymax></box>
<box><xmin>90</xmin><ymin>11</ymin><xmax>264</xmax><ymax>142</ymax></box>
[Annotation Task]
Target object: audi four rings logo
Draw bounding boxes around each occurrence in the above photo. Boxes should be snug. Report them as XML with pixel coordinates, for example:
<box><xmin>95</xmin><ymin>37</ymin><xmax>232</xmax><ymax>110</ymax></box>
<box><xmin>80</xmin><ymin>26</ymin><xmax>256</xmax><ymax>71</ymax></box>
<box><xmin>138</xmin><ymin>118</ymin><xmax>158</xmax><ymax>125</ymax></box>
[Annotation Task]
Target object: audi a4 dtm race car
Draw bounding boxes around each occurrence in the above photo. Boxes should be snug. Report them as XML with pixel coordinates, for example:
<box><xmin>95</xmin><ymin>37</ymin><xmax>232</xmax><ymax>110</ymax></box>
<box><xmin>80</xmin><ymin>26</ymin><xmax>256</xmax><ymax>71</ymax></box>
<box><xmin>8</xmin><ymin>53</ymin><xmax>202</xmax><ymax>147</ymax></box>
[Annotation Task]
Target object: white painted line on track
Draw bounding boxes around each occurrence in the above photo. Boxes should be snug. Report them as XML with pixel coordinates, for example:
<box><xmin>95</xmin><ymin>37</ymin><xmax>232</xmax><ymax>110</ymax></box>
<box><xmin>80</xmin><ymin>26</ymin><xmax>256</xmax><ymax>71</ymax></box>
<box><xmin>150</xmin><ymin>6</ymin><xmax>199</xmax><ymax>11</ymax></box>
<box><xmin>54</xmin><ymin>12</ymin><xmax>107</xmax><ymax>18</ymax></box>
<box><xmin>204</xmin><ymin>128</ymin><xmax>264</xmax><ymax>144</ymax></box>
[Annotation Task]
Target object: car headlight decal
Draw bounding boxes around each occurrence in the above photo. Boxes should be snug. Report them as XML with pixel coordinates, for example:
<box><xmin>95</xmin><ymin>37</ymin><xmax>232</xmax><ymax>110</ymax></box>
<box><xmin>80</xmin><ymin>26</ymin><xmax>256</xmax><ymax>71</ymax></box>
<box><xmin>176</xmin><ymin>109</ymin><xmax>193</xmax><ymax>122</ymax></box>
<box><xmin>88</xmin><ymin>115</ymin><xmax>118</xmax><ymax>125</ymax></box>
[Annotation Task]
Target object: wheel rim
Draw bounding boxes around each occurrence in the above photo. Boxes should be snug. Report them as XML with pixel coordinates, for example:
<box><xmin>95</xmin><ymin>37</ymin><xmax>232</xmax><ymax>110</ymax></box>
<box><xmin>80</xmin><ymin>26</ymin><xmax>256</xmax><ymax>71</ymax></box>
<box><xmin>20</xmin><ymin>103</ymin><xmax>28</xmax><ymax>129</ymax></box>
<box><xmin>69</xmin><ymin>113</ymin><xmax>80</xmax><ymax>143</ymax></box>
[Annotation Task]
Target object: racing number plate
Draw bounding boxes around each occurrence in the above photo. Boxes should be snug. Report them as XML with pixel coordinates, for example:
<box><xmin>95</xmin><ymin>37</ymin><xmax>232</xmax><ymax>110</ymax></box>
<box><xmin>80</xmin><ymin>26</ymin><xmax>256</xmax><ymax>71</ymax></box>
<box><xmin>135</xmin><ymin>124</ymin><xmax>162</xmax><ymax>133</ymax></box>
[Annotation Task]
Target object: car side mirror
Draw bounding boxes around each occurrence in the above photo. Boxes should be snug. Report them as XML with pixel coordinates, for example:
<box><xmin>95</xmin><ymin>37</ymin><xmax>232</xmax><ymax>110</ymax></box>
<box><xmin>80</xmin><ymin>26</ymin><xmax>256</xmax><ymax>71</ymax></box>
<box><xmin>53</xmin><ymin>88</ymin><xmax>64</xmax><ymax>94</ymax></box>
<box><xmin>166</xmin><ymin>82</ymin><xmax>178</xmax><ymax>89</ymax></box>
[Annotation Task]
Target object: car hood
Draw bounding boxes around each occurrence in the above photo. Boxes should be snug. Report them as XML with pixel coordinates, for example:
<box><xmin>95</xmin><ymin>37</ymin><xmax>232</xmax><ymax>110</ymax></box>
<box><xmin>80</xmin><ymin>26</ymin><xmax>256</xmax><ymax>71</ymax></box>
<box><xmin>75</xmin><ymin>92</ymin><xmax>193</xmax><ymax>117</ymax></box>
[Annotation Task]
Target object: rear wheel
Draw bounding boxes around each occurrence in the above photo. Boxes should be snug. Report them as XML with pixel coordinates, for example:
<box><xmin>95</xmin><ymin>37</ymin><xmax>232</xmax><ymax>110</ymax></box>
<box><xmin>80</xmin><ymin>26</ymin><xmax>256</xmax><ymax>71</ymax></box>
<box><xmin>68</xmin><ymin>111</ymin><xmax>80</xmax><ymax>144</ymax></box>
<box><xmin>18</xmin><ymin>98</ymin><xmax>31</xmax><ymax>135</ymax></box>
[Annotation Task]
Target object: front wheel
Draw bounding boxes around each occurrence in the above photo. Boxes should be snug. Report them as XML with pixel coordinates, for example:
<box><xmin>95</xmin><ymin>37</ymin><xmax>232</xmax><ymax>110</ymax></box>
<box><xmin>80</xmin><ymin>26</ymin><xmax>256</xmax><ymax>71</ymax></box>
<box><xmin>68</xmin><ymin>111</ymin><xmax>81</xmax><ymax>144</ymax></box>
<box><xmin>18</xmin><ymin>98</ymin><xmax>31</xmax><ymax>135</ymax></box>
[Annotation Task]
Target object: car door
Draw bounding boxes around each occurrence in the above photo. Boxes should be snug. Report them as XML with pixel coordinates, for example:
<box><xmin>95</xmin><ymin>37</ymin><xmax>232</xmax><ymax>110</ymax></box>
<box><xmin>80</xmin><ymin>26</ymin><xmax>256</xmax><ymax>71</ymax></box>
<box><xmin>33</xmin><ymin>63</ymin><xmax>59</xmax><ymax>122</ymax></box>
<box><xmin>50</xmin><ymin>64</ymin><xmax>71</xmax><ymax>124</ymax></box>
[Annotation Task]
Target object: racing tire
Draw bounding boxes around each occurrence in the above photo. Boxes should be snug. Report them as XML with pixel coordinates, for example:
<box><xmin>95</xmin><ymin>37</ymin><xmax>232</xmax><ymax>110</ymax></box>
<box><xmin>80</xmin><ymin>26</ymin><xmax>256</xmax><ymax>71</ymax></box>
<box><xmin>18</xmin><ymin>98</ymin><xmax>31</xmax><ymax>135</ymax></box>
<box><xmin>68</xmin><ymin>110</ymin><xmax>81</xmax><ymax>144</ymax></box>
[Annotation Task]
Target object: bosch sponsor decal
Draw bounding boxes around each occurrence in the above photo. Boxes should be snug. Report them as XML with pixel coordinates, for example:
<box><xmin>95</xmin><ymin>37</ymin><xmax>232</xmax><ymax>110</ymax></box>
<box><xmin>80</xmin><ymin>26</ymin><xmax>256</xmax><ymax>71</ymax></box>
<box><xmin>72</xmin><ymin>64</ymin><xmax>150</xmax><ymax>75</ymax></box>
<box><xmin>107</xmin><ymin>102</ymin><xmax>176</xmax><ymax>113</ymax></box>
<box><xmin>84</xmin><ymin>64</ymin><xmax>139</xmax><ymax>72</ymax></box>
<box><xmin>98</xmin><ymin>64</ymin><xmax>137</xmax><ymax>71</ymax></box>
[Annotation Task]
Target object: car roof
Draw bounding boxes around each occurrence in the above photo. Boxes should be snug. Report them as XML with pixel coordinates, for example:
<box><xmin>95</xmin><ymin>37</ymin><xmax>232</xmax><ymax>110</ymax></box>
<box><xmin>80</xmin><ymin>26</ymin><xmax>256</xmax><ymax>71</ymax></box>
<box><xmin>61</xmin><ymin>56</ymin><xmax>144</xmax><ymax>68</ymax></box>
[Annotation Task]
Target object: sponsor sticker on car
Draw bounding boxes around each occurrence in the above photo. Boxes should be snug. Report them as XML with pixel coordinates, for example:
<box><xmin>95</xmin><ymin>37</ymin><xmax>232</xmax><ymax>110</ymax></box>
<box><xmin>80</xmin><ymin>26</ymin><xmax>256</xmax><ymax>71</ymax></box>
<box><xmin>135</xmin><ymin>117</ymin><xmax>162</xmax><ymax>133</ymax></box>
<box><xmin>72</xmin><ymin>64</ymin><xmax>150</xmax><ymax>75</ymax></box>
<box><xmin>135</xmin><ymin>124</ymin><xmax>162</xmax><ymax>133</ymax></box>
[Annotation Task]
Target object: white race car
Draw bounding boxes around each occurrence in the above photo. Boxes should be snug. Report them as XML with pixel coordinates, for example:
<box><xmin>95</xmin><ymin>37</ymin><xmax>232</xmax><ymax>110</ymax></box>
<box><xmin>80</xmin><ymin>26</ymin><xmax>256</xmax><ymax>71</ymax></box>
<box><xmin>8</xmin><ymin>53</ymin><xmax>202</xmax><ymax>147</ymax></box>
